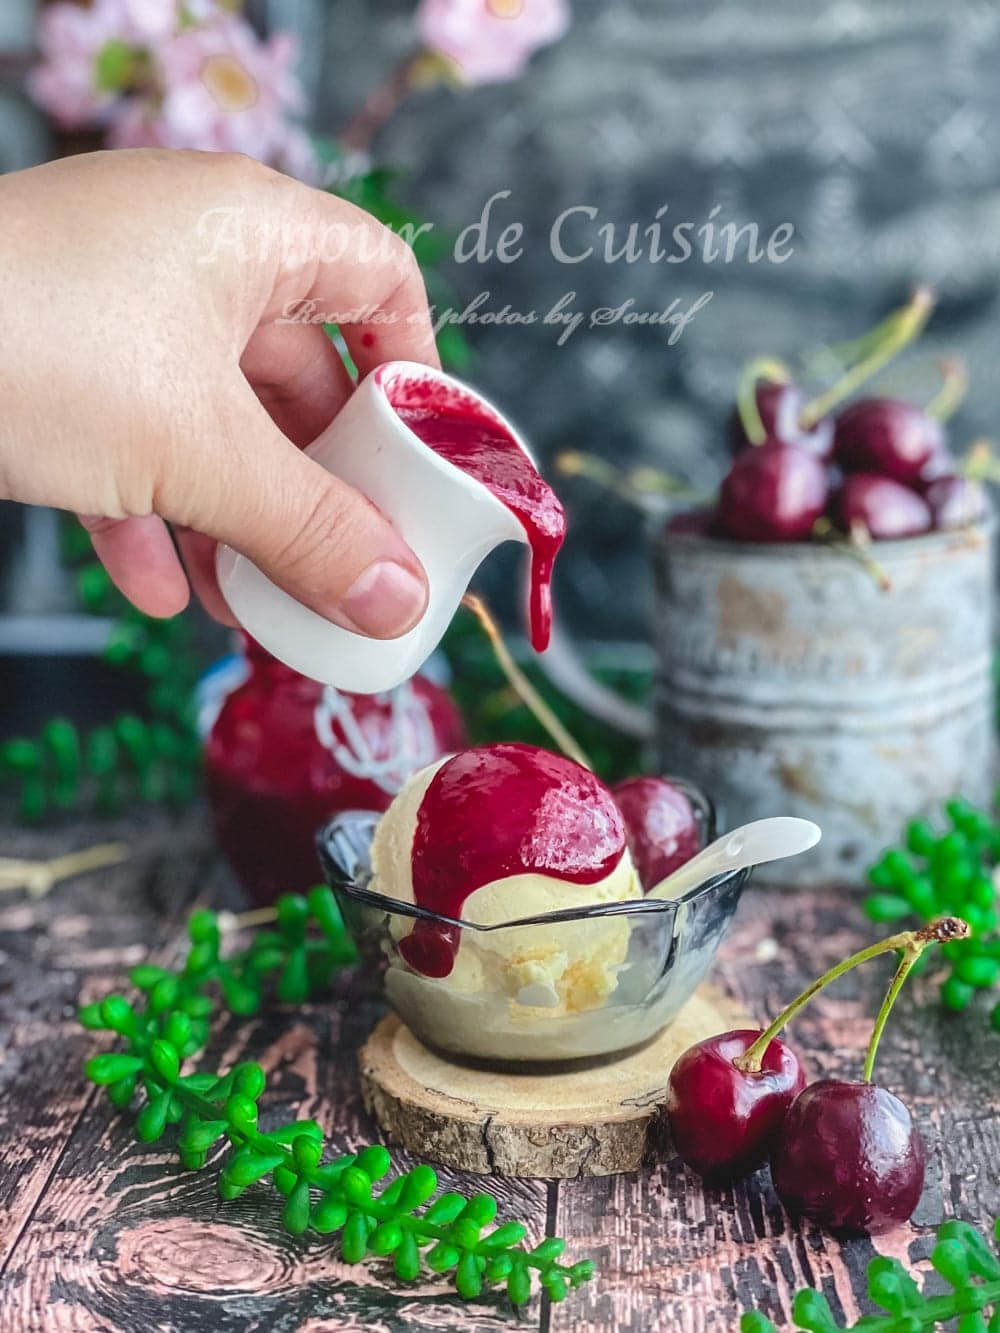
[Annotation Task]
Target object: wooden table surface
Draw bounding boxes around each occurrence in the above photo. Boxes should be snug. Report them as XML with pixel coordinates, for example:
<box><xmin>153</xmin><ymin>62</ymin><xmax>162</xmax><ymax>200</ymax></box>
<box><xmin>1</xmin><ymin>812</ymin><xmax>998</xmax><ymax>1332</ymax></box>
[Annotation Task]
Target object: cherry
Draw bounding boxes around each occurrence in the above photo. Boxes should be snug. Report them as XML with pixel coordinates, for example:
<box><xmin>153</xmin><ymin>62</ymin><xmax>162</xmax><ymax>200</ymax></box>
<box><xmin>834</xmin><ymin>398</ymin><xmax>945</xmax><ymax>483</ymax></box>
<box><xmin>923</xmin><ymin>474</ymin><xmax>987</xmax><ymax>530</ymax></box>
<box><xmin>665</xmin><ymin>1030</ymin><xmax>806</xmax><ymax>1181</ymax></box>
<box><xmin>716</xmin><ymin>442</ymin><xmax>828</xmax><ymax>542</ymax></box>
<box><xmin>729</xmin><ymin>381</ymin><xmax>835</xmax><ymax>459</ymax></box>
<box><xmin>832</xmin><ymin>473</ymin><xmax>932</xmax><ymax>540</ymax></box>
<box><xmin>771</xmin><ymin>1080</ymin><xmax>925</xmax><ymax>1234</ymax></box>
<box><xmin>612</xmin><ymin>776</ymin><xmax>703</xmax><ymax>891</ymax></box>
<box><xmin>663</xmin><ymin>918</ymin><xmax>966</xmax><ymax>1202</ymax></box>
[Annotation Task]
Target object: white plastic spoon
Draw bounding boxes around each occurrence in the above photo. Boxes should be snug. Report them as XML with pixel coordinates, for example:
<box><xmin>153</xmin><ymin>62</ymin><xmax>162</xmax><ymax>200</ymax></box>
<box><xmin>647</xmin><ymin>817</ymin><xmax>821</xmax><ymax>900</ymax></box>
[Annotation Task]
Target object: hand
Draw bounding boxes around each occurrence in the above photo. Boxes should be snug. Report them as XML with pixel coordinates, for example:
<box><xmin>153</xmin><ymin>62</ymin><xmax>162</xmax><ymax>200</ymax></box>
<box><xmin>0</xmin><ymin>149</ymin><xmax>438</xmax><ymax>638</ymax></box>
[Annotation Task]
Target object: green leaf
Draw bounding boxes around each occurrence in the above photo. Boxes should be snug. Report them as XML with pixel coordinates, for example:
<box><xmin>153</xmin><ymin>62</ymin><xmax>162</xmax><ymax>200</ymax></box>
<box><xmin>86</xmin><ymin>1053</ymin><xmax>144</xmax><ymax>1085</ymax></box>
<box><xmin>460</xmin><ymin>1192</ymin><xmax>498</xmax><ymax>1227</ymax></box>
<box><xmin>224</xmin><ymin>1148</ymin><xmax>285</xmax><ymax>1188</ymax></box>
<box><xmin>354</xmin><ymin>1144</ymin><xmax>392</xmax><ymax>1180</ymax></box>
<box><xmin>312</xmin><ymin>1195</ymin><xmax>348</xmax><ymax>1234</ymax></box>
<box><xmin>427</xmin><ymin>1242</ymin><xmax>461</xmax><ymax>1273</ymax></box>
<box><xmin>99</xmin><ymin>996</ymin><xmax>135</xmax><ymax>1034</ymax></box>
<box><xmin>370</xmin><ymin>1221</ymin><xmax>403</xmax><ymax>1256</ymax></box>
<box><xmin>178</xmin><ymin>1119</ymin><xmax>227</xmax><ymax>1154</ymax></box>
<box><xmin>531</xmin><ymin>1237</ymin><xmax>567</xmax><ymax>1264</ymax></box>
<box><xmin>864</xmin><ymin>893</ymin><xmax>912</xmax><ymax>923</ymax></box>
<box><xmin>221</xmin><ymin>976</ymin><xmax>261</xmax><ymax>1015</ymax></box>
<box><xmin>484</xmin><ymin>1253</ymin><xmax>514</xmax><ymax>1282</ymax></box>
<box><xmin>455</xmin><ymin>1251</ymin><xmax>482</xmax><ymax>1300</ymax></box>
<box><xmin>224</xmin><ymin>1095</ymin><xmax>259</xmax><ymax>1134</ymax></box>
<box><xmin>232</xmin><ymin>1064</ymin><xmax>267</xmax><ymax>1099</ymax></box>
<box><xmin>341</xmin><ymin>1211</ymin><xmax>369</xmax><ymax>1264</ymax></box>
<box><xmin>277</xmin><ymin>948</ymin><xmax>309</xmax><ymax>1005</ymax></box>
<box><xmin>340</xmin><ymin>1166</ymin><xmax>373</xmax><ymax>1208</ymax></box>
<box><xmin>507</xmin><ymin>1263</ymin><xmax>532</xmax><ymax>1306</ymax></box>
<box><xmin>481</xmin><ymin>1221</ymin><xmax>528</xmax><ymax>1252</ymax></box>
<box><xmin>542</xmin><ymin>1272</ymin><xmax>567</xmax><ymax>1303</ymax></box>
<box><xmin>78</xmin><ymin>1003</ymin><xmax>106</xmax><ymax>1030</ymax></box>
<box><xmin>107</xmin><ymin>1073</ymin><xmax>137</xmax><ymax>1110</ymax></box>
<box><xmin>942</xmin><ymin>975</ymin><xmax>976</xmax><ymax>1012</ymax></box>
<box><xmin>149</xmin><ymin>1039</ymin><xmax>180</xmax><ymax>1084</ymax></box>
<box><xmin>397</xmin><ymin>1163</ymin><xmax>438</xmax><ymax>1211</ymax></box>
<box><xmin>423</xmin><ymin>1192</ymin><xmax>467</xmax><ymax>1226</ymax></box>
<box><xmin>136</xmin><ymin>1093</ymin><xmax>171</xmax><ymax>1143</ymax></box>
<box><xmin>306</xmin><ymin>886</ymin><xmax>343</xmax><ymax>936</ymax></box>
<box><xmin>394</xmin><ymin>1231</ymin><xmax>421</xmax><ymax>1282</ymax></box>
<box><xmin>740</xmin><ymin>1316</ymin><xmax>778</xmax><ymax>1333</ymax></box>
<box><xmin>130</xmin><ymin>964</ymin><xmax>169</xmax><ymax>990</ymax></box>
<box><xmin>282</xmin><ymin>1181</ymin><xmax>312</xmax><ymax>1236</ymax></box>
<box><xmin>791</xmin><ymin>1287</ymin><xmax>839</xmax><ymax>1332</ymax></box>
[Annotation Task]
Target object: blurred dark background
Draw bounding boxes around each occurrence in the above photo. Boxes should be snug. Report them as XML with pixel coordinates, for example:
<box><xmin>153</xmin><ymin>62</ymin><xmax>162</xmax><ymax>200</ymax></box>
<box><xmin>1</xmin><ymin>0</ymin><xmax>999</xmax><ymax>722</ymax></box>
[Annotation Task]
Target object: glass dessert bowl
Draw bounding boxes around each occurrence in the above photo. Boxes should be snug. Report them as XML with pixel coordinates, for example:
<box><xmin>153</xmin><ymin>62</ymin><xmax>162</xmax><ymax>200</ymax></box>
<box><xmin>317</xmin><ymin>768</ymin><xmax>748</xmax><ymax>1064</ymax></box>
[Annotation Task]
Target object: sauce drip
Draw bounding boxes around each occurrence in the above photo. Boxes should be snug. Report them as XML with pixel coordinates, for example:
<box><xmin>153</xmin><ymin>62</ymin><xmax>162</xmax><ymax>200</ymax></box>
<box><xmin>400</xmin><ymin>743</ymin><xmax>626</xmax><ymax>977</ymax></box>
<box><xmin>390</xmin><ymin>390</ymin><xmax>565</xmax><ymax>652</ymax></box>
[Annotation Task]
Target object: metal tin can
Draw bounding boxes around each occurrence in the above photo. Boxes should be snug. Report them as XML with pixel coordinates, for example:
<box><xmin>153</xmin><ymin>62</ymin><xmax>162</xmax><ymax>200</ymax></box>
<box><xmin>652</xmin><ymin>520</ymin><xmax>996</xmax><ymax>883</ymax></box>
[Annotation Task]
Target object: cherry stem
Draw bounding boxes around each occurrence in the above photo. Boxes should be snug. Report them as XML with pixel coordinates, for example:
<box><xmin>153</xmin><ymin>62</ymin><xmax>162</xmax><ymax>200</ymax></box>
<box><xmin>812</xmin><ymin>517</ymin><xmax>892</xmax><ymax>591</ymax></box>
<box><xmin>218</xmin><ymin>906</ymin><xmax>279</xmax><ymax>934</ymax></box>
<box><xmin>734</xmin><ymin>916</ymin><xmax>968</xmax><ymax>1075</ymax></box>
<box><xmin>960</xmin><ymin>439</ymin><xmax>1000</xmax><ymax>484</ymax></box>
<box><xmin>735</xmin><ymin>358</ymin><xmax>791</xmax><ymax>445</ymax></box>
<box><xmin>925</xmin><ymin>358</ymin><xmax>968</xmax><ymax>422</ymax></box>
<box><xmin>341</xmin><ymin>51</ymin><xmax>442</xmax><ymax>153</ymax></box>
<box><xmin>555</xmin><ymin>451</ymin><xmax>703</xmax><ymax>512</ymax></box>
<box><xmin>460</xmin><ymin>594</ymin><xmax>593</xmax><ymax>771</ymax></box>
<box><xmin>799</xmin><ymin>288</ymin><xmax>935</xmax><ymax>428</ymax></box>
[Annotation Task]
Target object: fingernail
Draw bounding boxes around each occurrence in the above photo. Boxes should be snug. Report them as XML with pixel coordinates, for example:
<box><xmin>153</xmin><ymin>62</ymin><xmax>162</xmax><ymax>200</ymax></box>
<box><xmin>336</xmin><ymin>560</ymin><xmax>428</xmax><ymax>639</ymax></box>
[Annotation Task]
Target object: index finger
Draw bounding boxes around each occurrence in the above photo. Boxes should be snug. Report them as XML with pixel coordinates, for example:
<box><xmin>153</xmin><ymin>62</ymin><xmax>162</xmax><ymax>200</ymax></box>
<box><xmin>263</xmin><ymin>188</ymin><xmax>440</xmax><ymax>380</ymax></box>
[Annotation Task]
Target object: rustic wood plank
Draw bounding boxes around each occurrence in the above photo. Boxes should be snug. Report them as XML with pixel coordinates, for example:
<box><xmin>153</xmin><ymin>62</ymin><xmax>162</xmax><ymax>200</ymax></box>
<box><xmin>0</xmin><ymin>816</ymin><xmax>547</xmax><ymax>1332</ymax></box>
<box><xmin>0</xmin><ymin>814</ymin><xmax>215</xmax><ymax>1272</ymax></box>
<box><xmin>5</xmin><ymin>819</ymin><xmax>999</xmax><ymax>1333</ymax></box>
<box><xmin>547</xmin><ymin>886</ymin><xmax>1000</xmax><ymax>1332</ymax></box>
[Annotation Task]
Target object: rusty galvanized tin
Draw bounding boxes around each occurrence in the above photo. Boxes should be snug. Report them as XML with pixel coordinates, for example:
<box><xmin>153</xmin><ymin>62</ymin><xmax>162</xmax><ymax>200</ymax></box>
<box><xmin>652</xmin><ymin>519</ymin><xmax>996</xmax><ymax>884</ymax></box>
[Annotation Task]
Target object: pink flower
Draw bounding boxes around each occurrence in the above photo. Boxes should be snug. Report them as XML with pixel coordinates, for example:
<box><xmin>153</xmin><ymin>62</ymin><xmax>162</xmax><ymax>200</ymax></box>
<box><xmin>30</xmin><ymin>0</ymin><xmax>183</xmax><ymax>128</ymax></box>
<box><xmin>416</xmin><ymin>0</ymin><xmax>569</xmax><ymax>86</ymax></box>
<box><xmin>30</xmin><ymin>0</ymin><xmax>125</xmax><ymax>127</ymax></box>
<box><xmin>152</xmin><ymin>17</ymin><xmax>314</xmax><ymax>174</ymax></box>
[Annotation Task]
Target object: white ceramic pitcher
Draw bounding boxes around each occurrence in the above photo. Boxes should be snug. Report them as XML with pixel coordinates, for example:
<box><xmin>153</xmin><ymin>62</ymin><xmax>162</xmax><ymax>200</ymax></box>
<box><xmin>216</xmin><ymin>361</ymin><xmax>531</xmax><ymax>693</ymax></box>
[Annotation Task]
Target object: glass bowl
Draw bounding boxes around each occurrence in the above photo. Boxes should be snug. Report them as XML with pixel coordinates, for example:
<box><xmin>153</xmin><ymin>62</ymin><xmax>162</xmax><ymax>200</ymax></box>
<box><xmin>316</xmin><ymin>780</ymin><xmax>747</xmax><ymax>1064</ymax></box>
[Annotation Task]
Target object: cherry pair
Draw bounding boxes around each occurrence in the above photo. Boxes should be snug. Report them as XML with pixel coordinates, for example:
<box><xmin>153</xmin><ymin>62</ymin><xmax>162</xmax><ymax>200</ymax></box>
<box><xmin>665</xmin><ymin>917</ymin><xmax>968</xmax><ymax>1234</ymax></box>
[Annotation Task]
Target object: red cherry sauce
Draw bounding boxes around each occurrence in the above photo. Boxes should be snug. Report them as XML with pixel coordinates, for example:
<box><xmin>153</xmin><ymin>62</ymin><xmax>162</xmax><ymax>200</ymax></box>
<box><xmin>385</xmin><ymin>377</ymin><xmax>566</xmax><ymax>652</ymax></box>
<box><xmin>400</xmin><ymin>742</ymin><xmax>627</xmax><ymax>977</ymax></box>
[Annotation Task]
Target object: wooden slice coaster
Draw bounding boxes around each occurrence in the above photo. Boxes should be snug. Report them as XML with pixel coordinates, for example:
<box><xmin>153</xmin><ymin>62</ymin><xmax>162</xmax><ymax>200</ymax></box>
<box><xmin>359</xmin><ymin>986</ymin><xmax>746</xmax><ymax>1179</ymax></box>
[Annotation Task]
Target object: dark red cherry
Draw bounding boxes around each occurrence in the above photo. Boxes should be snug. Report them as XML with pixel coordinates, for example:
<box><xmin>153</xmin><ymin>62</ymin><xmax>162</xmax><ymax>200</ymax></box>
<box><xmin>612</xmin><ymin>776</ymin><xmax>703</xmax><ymax>891</ymax></box>
<box><xmin>832</xmin><ymin>474</ymin><xmax>932</xmax><ymax>540</ymax></box>
<box><xmin>665</xmin><ymin>1030</ymin><xmax>806</xmax><ymax>1181</ymax></box>
<box><xmin>923</xmin><ymin>474</ymin><xmax>988</xmax><ymax>531</ymax></box>
<box><xmin>729</xmin><ymin>382</ymin><xmax>835</xmax><ymax>459</ymax></box>
<box><xmin>772</xmin><ymin>1079</ymin><xmax>925</xmax><ymax>1234</ymax></box>
<box><xmin>717</xmin><ymin>442</ymin><xmax>828</xmax><ymax>542</ymax></box>
<box><xmin>834</xmin><ymin>398</ymin><xmax>945</xmax><ymax>483</ymax></box>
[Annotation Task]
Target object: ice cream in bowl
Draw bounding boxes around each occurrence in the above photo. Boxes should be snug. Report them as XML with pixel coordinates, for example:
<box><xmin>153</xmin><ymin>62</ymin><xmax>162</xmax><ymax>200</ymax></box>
<box><xmin>317</xmin><ymin>741</ymin><xmax>748</xmax><ymax>1063</ymax></box>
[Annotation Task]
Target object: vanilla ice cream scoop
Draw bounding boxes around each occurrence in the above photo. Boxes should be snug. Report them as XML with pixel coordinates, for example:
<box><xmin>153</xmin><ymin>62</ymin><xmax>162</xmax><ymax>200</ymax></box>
<box><xmin>370</xmin><ymin>742</ymin><xmax>639</xmax><ymax>1012</ymax></box>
